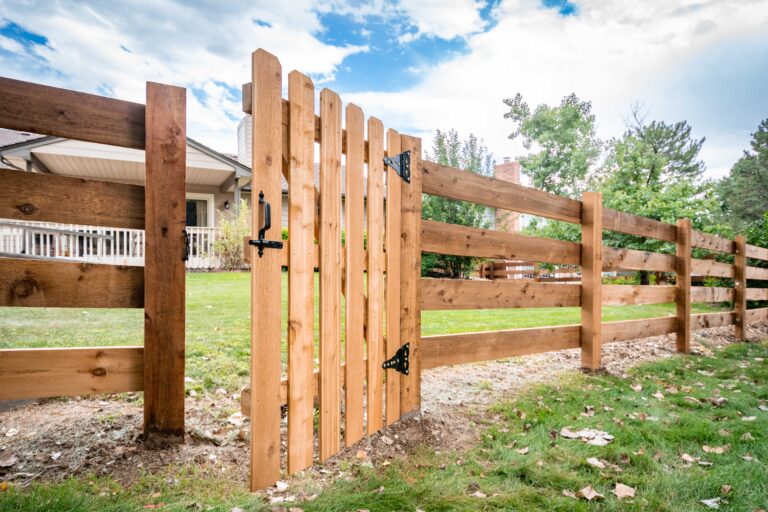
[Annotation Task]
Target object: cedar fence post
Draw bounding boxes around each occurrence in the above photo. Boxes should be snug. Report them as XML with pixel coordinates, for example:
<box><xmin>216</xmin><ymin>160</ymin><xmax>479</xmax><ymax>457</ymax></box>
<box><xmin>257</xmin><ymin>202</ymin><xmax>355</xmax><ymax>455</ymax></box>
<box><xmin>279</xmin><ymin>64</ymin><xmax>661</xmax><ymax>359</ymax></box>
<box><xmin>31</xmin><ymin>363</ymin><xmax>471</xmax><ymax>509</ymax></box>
<box><xmin>143</xmin><ymin>82</ymin><xmax>187</xmax><ymax>445</ymax></box>
<box><xmin>734</xmin><ymin>235</ymin><xmax>747</xmax><ymax>339</ymax></box>
<box><xmin>580</xmin><ymin>192</ymin><xmax>602</xmax><ymax>370</ymax></box>
<box><xmin>675</xmin><ymin>219</ymin><xmax>692</xmax><ymax>352</ymax></box>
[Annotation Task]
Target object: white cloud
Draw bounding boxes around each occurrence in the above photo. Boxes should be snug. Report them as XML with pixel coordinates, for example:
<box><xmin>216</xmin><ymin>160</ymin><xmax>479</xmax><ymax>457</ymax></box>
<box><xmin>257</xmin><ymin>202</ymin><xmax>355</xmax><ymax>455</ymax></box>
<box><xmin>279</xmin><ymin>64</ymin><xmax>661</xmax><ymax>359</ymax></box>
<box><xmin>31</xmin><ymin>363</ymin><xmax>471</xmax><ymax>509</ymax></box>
<box><xmin>345</xmin><ymin>0</ymin><xmax>768</xmax><ymax>177</ymax></box>
<box><xmin>397</xmin><ymin>0</ymin><xmax>486</xmax><ymax>40</ymax></box>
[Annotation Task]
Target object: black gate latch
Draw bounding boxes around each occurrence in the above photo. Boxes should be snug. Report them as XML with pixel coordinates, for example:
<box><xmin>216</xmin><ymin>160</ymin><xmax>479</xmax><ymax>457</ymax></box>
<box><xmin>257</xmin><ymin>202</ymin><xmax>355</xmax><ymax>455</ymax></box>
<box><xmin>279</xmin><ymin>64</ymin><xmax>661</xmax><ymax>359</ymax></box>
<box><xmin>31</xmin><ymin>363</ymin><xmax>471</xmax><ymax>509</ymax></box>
<box><xmin>249</xmin><ymin>191</ymin><xmax>284</xmax><ymax>257</ymax></box>
<box><xmin>382</xmin><ymin>343</ymin><xmax>409</xmax><ymax>375</ymax></box>
<box><xmin>384</xmin><ymin>150</ymin><xmax>411</xmax><ymax>183</ymax></box>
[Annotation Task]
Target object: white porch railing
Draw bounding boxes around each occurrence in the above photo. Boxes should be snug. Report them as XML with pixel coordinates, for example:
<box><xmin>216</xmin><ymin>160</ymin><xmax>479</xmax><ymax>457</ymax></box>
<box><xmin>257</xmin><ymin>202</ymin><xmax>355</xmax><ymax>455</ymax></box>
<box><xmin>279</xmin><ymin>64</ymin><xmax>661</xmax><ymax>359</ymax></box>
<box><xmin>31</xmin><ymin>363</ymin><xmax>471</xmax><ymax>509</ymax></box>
<box><xmin>0</xmin><ymin>220</ymin><xmax>220</xmax><ymax>269</ymax></box>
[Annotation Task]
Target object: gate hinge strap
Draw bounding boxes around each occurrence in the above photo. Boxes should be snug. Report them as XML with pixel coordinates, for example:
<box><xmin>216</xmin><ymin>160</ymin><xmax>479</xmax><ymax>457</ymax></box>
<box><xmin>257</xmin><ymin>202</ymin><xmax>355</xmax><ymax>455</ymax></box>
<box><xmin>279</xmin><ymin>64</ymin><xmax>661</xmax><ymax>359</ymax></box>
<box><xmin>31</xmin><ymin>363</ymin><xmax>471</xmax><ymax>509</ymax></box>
<box><xmin>382</xmin><ymin>343</ymin><xmax>409</xmax><ymax>375</ymax></box>
<box><xmin>383</xmin><ymin>150</ymin><xmax>411</xmax><ymax>184</ymax></box>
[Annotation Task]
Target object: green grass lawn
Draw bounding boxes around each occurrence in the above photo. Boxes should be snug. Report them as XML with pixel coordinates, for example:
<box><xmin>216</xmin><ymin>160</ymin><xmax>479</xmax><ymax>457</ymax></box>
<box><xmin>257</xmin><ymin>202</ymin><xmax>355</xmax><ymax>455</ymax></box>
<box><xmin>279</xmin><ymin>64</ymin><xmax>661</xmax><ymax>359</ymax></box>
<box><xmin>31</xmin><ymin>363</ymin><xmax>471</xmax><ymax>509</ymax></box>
<box><xmin>2</xmin><ymin>341</ymin><xmax>766</xmax><ymax>511</ymax></box>
<box><xmin>0</xmin><ymin>271</ymin><xmax>723</xmax><ymax>391</ymax></box>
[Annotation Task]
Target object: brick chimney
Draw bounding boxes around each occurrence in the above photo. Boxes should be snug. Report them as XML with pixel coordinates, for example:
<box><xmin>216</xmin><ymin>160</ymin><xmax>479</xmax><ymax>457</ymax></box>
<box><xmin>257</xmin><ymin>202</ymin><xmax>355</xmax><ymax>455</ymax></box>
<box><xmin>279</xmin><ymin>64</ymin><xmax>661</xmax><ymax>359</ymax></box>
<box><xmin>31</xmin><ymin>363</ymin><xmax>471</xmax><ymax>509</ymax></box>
<box><xmin>494</xmin><ymin>157</ymin><xmax>521</xmax><ymax>233</ymax></box>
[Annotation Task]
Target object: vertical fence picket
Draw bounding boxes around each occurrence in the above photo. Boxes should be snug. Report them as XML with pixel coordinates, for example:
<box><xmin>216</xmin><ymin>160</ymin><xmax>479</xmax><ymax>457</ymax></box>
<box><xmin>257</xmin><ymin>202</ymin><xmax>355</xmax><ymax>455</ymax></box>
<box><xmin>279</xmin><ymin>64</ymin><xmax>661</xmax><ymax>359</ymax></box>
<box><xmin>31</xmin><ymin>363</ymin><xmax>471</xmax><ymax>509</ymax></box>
<box><xmin>319</xmin><ymin>87</ymin><xmax>342</xmax><ymax>461</ymax></box>
<box><xmin>248</xmin><ymin>49</ymin><xmax>283</xmax><ymax>490</ymax></box>
<box><xmin>580</xmin><ymin>191</ymin><xmax>602</xmax><ymax>370</ymax></box>
<box><xmin>385</xmin><ymin>128</ymin><xmax>402</xmax><ymax>424</ymax></box>
<box><xmin>344</xmin><ymin>103</ymin><xmax>366</xmax><ymax>446</ymax></box>
<box><xmin>366</xmin><ymin>117</ymin><xmax>386</xmax><ymax>435</ymax></box>
<box><xmin>287</xmin><ymin>70</ymin><xmax>316</xmax><ymax>474</ymax></box>
<box><xmin>676</xmin><ymin>219</ymin><xmax>692</xmax><ymax>352</ymax></box>
<box><xmin>734</xmin><ymin>235</ymin><xmax>747</xmax><ymax>339</ymax></box>
<box><xmin>399</xmin><ymin>134</ymin><xmax>422</xmax><ymax>415</ymax></box>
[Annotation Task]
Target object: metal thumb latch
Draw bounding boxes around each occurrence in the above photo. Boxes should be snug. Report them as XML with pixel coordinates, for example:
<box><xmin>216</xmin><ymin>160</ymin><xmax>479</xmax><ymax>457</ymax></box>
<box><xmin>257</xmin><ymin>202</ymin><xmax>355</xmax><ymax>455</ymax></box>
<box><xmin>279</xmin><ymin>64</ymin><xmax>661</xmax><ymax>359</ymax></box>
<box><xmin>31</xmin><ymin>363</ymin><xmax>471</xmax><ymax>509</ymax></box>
<box><xmin>384</xmin><ymin>150</ymin><xmax>411</xmax><ymax>183</ymax></box>
<box><xmin>249</xmin><ymin>191</ymin><xmax>284</xmax><ymax>257</ymax></box>
<box><xmin>382</xmin><ymin>343</ymin><xmax>409</xmax><ymax>375</ymax></box>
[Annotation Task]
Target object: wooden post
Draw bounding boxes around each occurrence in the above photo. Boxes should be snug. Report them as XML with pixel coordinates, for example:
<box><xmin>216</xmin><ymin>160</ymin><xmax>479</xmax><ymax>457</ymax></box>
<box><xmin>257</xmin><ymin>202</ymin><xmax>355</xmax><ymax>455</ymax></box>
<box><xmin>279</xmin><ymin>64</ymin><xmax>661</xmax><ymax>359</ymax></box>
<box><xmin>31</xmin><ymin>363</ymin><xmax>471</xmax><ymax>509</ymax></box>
<box><xmin>143</xmin><ymin>82</ymin><xmax>186</xmax><ymax>446</ymax></box>
<box><xmin>580</xmin><ymin>192</ymin><xmax>602</xmax><ymax>370</ymax></box>
<box><xmin>400</xmin><ymin>134</ymin><xmax>422</xmax><ymax>415</ymax></box>
<box><xmin>249</xmin><ymin>49</ymin><xmax>283</xmax><ymax>490</ymax></box>
<box><xmin>734</xmin><ymin>235</ymin><xmax>747</xmax><ymax>339</ymax></box>
<box><xmin>675</xmin><ymin>219</ymin><xmax>692</xmax><ymax>352</ymax></box>
<box><xmin>384</xmin><ymin>129</ymin><xmax>402</xmax><ymax>425</ymax></box>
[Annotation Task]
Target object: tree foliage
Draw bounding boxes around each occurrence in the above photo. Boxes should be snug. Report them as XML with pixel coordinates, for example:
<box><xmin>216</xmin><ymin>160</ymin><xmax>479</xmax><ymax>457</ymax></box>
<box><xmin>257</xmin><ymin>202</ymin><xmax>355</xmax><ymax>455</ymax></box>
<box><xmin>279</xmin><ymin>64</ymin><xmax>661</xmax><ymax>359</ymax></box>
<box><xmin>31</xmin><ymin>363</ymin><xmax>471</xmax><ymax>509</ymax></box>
<box><xmin>504</xmin><ymin>92</ymin><xmax>602</xmax><ymax>199</ymax></box>
<box><xmin>422</xmin><ymin>129</ymin><xmax>493</xmax><ymax>278</ymax></box>
<box><xmin>718</xmin><ymin>118</ymin><xmax>768</xmax><ymax>239</ymax></box>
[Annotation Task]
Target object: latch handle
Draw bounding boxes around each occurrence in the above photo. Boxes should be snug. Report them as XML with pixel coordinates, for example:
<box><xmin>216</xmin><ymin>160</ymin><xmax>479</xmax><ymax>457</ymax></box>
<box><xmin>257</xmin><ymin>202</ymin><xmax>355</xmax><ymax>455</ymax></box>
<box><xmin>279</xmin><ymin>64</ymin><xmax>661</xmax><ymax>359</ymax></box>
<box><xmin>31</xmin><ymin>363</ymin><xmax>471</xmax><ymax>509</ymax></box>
<box><xmin>249</xmin><ymin>191</ymin><xmax>284</xmax><ymax>258</ymax></box>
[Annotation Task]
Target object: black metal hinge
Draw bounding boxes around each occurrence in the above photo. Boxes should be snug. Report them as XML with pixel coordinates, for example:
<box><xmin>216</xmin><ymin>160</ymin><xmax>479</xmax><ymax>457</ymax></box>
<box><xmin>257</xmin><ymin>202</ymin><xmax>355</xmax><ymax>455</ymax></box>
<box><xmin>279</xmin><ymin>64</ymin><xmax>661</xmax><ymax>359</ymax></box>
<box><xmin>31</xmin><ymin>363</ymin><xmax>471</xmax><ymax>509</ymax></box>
<box><xmin>384</xmin><ymin>150</ymin><xmax>410</xmax><ymax>184</ymax></box>
<box><xmin>382</xmin><ymin>343</ymin><xmax>409</xmax><ymax>375</ymax></box>
<box><xmin>249</xmin><ymin>191</ymin><xmax>284</xmax><ymax>257</ymax></box>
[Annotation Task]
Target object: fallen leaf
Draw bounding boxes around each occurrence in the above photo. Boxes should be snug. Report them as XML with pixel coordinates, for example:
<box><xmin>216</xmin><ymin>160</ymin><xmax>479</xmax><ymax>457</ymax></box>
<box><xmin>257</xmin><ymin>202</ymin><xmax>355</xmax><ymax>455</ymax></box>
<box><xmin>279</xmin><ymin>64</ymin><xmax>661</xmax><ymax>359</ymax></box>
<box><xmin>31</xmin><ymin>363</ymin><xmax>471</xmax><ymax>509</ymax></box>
<box><xmin>709</xmin><ymin>397</ymin><xmax>728</xmax><ymax>407</ymax></box>
<box><xmin>227</xmin><ymin>412</ymin><xmax>244</xmax><ymax>427</ymax></box>
<box><xmin>355</xmin><ymin>450</ymin><xmax>367</xmax><ymax>460</ymax></box>
<box><xmin>471</xmin><ymin>491</ymin><xmax>487</xmax><ymax>498</ymax></box>
<box><xmin>577</xmin><ymin>485</ymin><xmax>604</xmax><ymax>501</ymax></box>
<box><xmin>275</xmin><ymin>480</ymin><xmax>289</xmax><ymax>492</ymax></box>
<box><xmin>703</xmin><ymin>444</ymin><xmax>730</xmax><ymax>454</ymax></box>
<box><xmin>759</xmin><ymin>405</ymin><xmax>768</xmax><ymax>412</ymax></box>
<box><xmin>4</xmin><ymin>429</ymin><xmax>18</xmax><ymax>438</ymax></box>
<box><xmin>741</xmin><ymin>416</ymin><xmax>757</xmax><ymax>422</ymax></box>
<box><xmin>516</xmin><ymin>447</ymin><xmax>529</xmax><ymax>455</ymax></box>
<box><xmin>742</xmin><ymin>455</ymin><xmax>754</xmax><ymax>462</ymax></box>
<box><xmin>586</xmin><ymin>457</ymin><xmax>605</xmax><ymax>469</ymax></box>
<box><xmin>740</xmin><ymin>432</ymin><xmax>754</xmax><ymax>441</ymax></box>
<box><xmin>230</xmin><ymin>508</ymin><xmax>244</xmax><ymax>512</ymax></box>
<box><xmin>652</xmin><ymin>392</ymin><xmax>665</xmax><ymax>400</ymax></box>
<box><xmin>562</xmin><ymin>489</ymin><xmax>577</xmax><ymax>499</ymax></box>
<box><xmin>720</xmin><ymin>485</ymin><xmax>731</xmax><ymax>495</ymax></box>
<box><xmin>698</xmin><ymin>460</ymin><xmax>713</xmax><ymax>467</ymax></box>
<box><xmin>681</xmin><ymin>453</ymin><xmax>697</xmax><ymax>464</ymax></box>
<box><xmin>0</xmin><ymin>454</ymin><xmax>17</xmax><ymax>468</ymax></box>
<box><xmin>381</xmin><ymin>435</ymin><xmax>394</xmax><ymax>446</ymax></box>
<box><xmin>718</xmin><ymin>429</ymin><xmax>731</xmax><ymax>437</ymax></box>
<box><xmin>684</xmin><ymin>396</ymin><xmax>702</xmax><ymax>405</ymax></box>
<box><xmin>51</xmin><ymin>452</ymin><xmax>62</xmax><ymax>461</ymax></box>
<box><xmin>630</xmin><ymin>384</ymin><xmax>643</xmax><ymax>392</ymax></box>
<box><xmin>700</xmin><ymin>497</ymin><xmax>721</xmax><ymax>509</ymax></box>
<box><xmin>613</xmin><ymin>483</ymin><xmax>636</xmax><ymax>500</ymax></box>
<box><xmin>0</xmin><ymin>482</ymin><xmax>9</xmax><ymax>492</ymax></box>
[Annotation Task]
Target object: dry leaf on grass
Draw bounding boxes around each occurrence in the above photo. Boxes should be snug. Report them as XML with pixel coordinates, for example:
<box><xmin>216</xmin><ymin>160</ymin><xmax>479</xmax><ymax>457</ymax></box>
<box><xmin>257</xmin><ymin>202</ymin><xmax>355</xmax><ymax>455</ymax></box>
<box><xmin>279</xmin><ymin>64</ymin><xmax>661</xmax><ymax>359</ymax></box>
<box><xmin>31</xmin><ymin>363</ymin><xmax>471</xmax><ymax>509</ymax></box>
<box><xmin>630</xmin><ymin>384</ymin><xmax>643</xmax><ymax>392</ymax></box>
<box><xmin>720</xmin><ymin>484</ymin><xmax>732</xmax><ymax>494</ymax></box>
<box><xmin>0</xmin><ymin>454</ymin><xmax>17</xmax><ymax>468</ymax></box>
<box><xmin>576</xmin><ymin>485</ymin><xmax>604</xmax><ymax>501</ymax></box>
<box><xmin>471</xmin><ymin>491</ymin><xmax>487</xmax><ymax>498</ymax></box>
<box><xmin>700</xmin><ymin>497</ymin><xmax>721</xmax><ymax>509</ymax></box>
<box><xmin>613</xmin><ymin>483</ymin><xmax>636</xmax><ymax>499</ymax></box>
<box><xmin>586</xmin><ymin>457</ymin><xmax>605</xmax><ymax>469</ymax></box>
<box><xmin>560</xmin><ymin>427</ymin><xmax>614</xmax><ymax>445</ymax></box>
<box><xmin>275</xmin><ymin>480</ymin><xmax>289</xmax><ymax>492</ymax></box>
<box><xmin>741</xmin><ymin>416</ymin><xmax>757</xmax><ymax>422</ymax></box>
<box><xmin>703</xmin><ymin>444</ymin><xmax>730</xmax><ymax>454</ymax></box>
<box><xmin>562</xmin><ymin>489</ymin><xmax>577</xmax><ymax>499</ymax></box>
<box><xmin>652</xmin><ymin>392</ymin><xmax>665</xmax><ymax>400</ymax></box>
<box><xmin>516</xmin><ymin>447</ymin><xmax>529</xmax><ymax>455</ymax></box>
<box><xmin>740</xmin><ymin>432</ymin><xmax>754</xmax><ymax>441</ymax></box>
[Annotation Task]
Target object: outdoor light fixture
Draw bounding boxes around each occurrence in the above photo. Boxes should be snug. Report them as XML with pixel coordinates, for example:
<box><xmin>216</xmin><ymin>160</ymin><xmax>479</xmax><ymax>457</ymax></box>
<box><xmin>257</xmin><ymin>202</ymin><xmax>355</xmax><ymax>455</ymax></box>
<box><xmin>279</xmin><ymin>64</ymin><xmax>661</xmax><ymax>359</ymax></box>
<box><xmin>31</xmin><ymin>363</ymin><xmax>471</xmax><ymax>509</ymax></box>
<box><xmin>224</xmin><ymin>200</ymin><xmax>230</xmax><ymax>210</ymax></box>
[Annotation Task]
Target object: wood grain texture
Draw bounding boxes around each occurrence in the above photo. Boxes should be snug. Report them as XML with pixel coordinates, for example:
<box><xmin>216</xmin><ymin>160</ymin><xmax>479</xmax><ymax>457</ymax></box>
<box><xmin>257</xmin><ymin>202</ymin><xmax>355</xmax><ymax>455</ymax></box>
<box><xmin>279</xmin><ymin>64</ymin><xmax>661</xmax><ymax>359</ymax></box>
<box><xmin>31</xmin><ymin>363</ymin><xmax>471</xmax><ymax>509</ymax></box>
<box><xmin>142</xmin><ymin>82</ymin><xmax>187</xmax><ymax>445</ymax></box>
<box><xmin>366</xmin><ymin>117</ymin><xmax>386</xmax><ymax>435</ymax></box>
<box><xmin>746</xmin><ymin>288</ymin><xmax>768</xmax><ymax>301</ymax></box>
<box><xmin>0</xmin><ymin>169</ymin><xmax>145</xmax><ymax>229</ymax></box>
<box><xmin>601</xmin><ymin>246</ymin><xmax>676</xmax><ymax>272</ymax></box>
<box><xmin>746</xmin><ymin>307</ymin><xmax>768</xmax><ymax>323</ymax></box>
<box><xmin>318</xmin><ymin>87</ymin><xmax>342</xmax><ymax>461</ymax></box>
<box><xmin>581</xmin><ymin>192</ymin><xmax>603</xmax><ymax>370</ymax></box>
<box><xmin>0</xmin><ymin>258</ymin><xmax>143</xmax><ymax>308</ymax></box>
<box><xmin>248</xmin><ymin>50</ymin><xmax>283</xmax><ymax>490</ymax></box>
<box><xmin>602</xmin><ymin>208</ymin><xmax>677</xmax><ymax>242</ymax></box>
<box><xmin>745</xmin><ymin>244</ymin><xmax>768</xmax><ymax>262</ymax></box>
<box><xmin>691</xmin><ymin>230</ymin><xmax>735</xmax><ymax>254</ymax></box>
<box><xmin>0</xmin><ymin>347</ymin><xmax>143</xmax><ymax>400</ymax></box>
<box><xmin>286</xmin><ymin>70</ymin><xmax>315</xmax><ymax>473</ymax></box>
<box><xmin>421</xmin><ymin>278</ymin><xmax>581</xmax><ymax>310</ymax></box>
<box><xmin>344</xmin><ymin>103</ymin><xmax>366</xmax><ymax>446</ymax></box>
<box><xmin>691</xmin><ymin>259</ymin><xmax>735</xmax><ymax>278</ymax></box>
<box><xmin>421</xmin><ymin>160</ymin><xmax>582</xmax><ymax>223</ymax></box>
<box><xmin>422</xmin><ymin>220</ymin><xmax>580</xmax><ymax>265</ymax></box>
<box><xmin>421</xmin><ymin>325</ymin><xmax>581</xmax><ymax>369</ymax></box>
<box><xmin>747</xmin><ymin>266</ymin><xmax>768</xmax><ymax>280</ymax></box>
<box><xmin>399</xmin><ymin>134</ymin><xmax>422</xmax><ymax>416</ymax></box>
<box><xmin>675</xmin><ymin>219</ymin><xmax>692</xmax><ymax>353</ymax></box>
<box><xmin>384</xmin><ymin>129</ymin><xmax>402</xmax><ymax>425</ymax></box>
<box><xmin>734</xmin><ymin>236</ymin><xmax>747</xmax><ymax>339</ymax></box>
<box><xmin>692</xmin><ymin>311</ymin><xmax>735</xmax><ymax>330</ymax></box>
<box><xmin>602</xmin><ymin>317</ymin><xmax>676</xmax><ymax>344</ymax></box>
<box><xmin>0</xmin><ymin>77</ymin><xmax>146</xmax><ymax>149</ymax></box>
<box><xmin>691</xmin><ymin>286</ymin><xmax>734</xmax><ymax>303</ymax></box>
<box><xmin>602</xmin><ymin>285</ymin><xmax>677</xmax><ymax>305</ymax></box>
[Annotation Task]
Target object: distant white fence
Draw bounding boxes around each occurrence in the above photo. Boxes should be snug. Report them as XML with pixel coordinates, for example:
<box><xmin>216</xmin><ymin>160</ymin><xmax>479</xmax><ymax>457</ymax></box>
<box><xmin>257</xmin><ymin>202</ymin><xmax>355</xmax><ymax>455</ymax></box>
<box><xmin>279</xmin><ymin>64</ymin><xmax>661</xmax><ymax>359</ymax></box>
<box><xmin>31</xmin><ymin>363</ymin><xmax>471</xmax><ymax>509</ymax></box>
<box><xmin>0</xmin><ymin>220</ymin><xmax>219</xmax><ymax>270</ymax></box>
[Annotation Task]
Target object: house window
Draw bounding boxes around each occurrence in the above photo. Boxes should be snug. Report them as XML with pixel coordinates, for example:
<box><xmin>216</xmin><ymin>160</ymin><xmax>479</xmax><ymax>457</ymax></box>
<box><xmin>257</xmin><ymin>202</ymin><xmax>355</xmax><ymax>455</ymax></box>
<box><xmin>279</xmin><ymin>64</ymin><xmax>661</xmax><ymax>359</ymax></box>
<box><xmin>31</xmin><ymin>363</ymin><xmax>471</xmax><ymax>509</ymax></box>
<box><xmin>185</xmin><ymin>193</ymin><xmax>215</xmax><ymax>227</ymax></box>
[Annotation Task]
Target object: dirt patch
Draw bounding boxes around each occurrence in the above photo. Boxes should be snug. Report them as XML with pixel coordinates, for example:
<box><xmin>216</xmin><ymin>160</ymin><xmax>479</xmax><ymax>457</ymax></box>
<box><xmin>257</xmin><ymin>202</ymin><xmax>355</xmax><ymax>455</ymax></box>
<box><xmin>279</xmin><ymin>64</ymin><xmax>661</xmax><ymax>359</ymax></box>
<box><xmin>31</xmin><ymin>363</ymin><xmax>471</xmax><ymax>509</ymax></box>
<box><xmin>1</xmin><ymin>322</ymin><xmax>766</xmax><ymax>499</ymax></box>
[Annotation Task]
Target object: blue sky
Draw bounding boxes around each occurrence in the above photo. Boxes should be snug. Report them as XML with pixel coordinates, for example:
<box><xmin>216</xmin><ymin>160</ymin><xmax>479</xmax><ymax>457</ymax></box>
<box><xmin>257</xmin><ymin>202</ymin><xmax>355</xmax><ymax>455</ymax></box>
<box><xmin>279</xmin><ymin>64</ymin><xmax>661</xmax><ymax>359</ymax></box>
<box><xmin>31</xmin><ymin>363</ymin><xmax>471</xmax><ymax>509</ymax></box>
<box><xmin>1</xmin><ymin>0</ymin><xmax>767</xmax><ymax>177</ymax></box>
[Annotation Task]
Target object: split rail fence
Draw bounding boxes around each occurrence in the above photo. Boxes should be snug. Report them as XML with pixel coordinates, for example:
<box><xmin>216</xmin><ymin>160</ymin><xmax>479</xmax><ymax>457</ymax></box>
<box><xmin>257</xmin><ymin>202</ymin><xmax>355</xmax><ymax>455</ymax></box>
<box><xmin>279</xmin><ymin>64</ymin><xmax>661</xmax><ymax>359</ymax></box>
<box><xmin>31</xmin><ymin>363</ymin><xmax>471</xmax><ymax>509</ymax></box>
<box><xmin>238</xmin><ymin>48</ymin><xmax>768</xmax><ymax>493</ymax></box>
<box><xmin>0</xmin><ymin>77</ymin><xmax>188</xmax><ymax>443</ymax></box>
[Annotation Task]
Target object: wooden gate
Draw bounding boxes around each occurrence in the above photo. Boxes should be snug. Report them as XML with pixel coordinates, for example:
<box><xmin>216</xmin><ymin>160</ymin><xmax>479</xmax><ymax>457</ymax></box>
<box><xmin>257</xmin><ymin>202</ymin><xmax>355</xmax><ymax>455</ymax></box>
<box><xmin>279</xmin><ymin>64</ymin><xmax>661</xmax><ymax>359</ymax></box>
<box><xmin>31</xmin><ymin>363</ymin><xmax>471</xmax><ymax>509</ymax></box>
<box><xmin>244</xmin><ymin>49</ymin><xmax>422</xmax><ymax>491</ymax></box>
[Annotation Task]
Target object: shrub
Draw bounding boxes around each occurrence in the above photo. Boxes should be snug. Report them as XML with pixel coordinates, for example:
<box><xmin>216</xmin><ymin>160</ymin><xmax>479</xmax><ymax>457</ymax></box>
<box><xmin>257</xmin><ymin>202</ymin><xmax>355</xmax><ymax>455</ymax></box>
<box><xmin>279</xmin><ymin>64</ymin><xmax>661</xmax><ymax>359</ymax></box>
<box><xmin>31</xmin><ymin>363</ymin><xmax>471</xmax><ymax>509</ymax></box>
<box><xmin>214</xmin><ymin>200</ymin><xmax>251</xmax><ymax>270</ymax></box>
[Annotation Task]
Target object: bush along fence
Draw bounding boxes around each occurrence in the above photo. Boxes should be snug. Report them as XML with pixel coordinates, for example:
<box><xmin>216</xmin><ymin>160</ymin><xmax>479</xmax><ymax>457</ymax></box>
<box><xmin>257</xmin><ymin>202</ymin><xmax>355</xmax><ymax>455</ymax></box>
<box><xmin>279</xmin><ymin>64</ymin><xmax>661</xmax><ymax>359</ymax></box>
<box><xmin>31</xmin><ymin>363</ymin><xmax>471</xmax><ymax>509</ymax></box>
<box><xmin>0</xmin><ymin>76</ymin><xmax>188</xmax><ymax>445</ymax></box>
<box><xmin>238</xmin><ymin>49</ymin><xmax>768</xmax><ymax>492</ymax></box>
